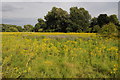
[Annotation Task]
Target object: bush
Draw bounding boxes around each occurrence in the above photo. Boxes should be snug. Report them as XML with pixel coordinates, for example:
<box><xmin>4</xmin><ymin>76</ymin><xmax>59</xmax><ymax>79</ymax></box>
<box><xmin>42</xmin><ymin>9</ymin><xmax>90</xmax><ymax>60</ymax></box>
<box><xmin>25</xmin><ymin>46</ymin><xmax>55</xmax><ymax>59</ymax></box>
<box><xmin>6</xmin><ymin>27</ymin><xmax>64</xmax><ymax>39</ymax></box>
<box><xmin>92</xmin><ymin>25</ymin><xmax>100</xmax><ymax>33</ymax></box>
<box><xmin>7</xmin><ymin>27</ymin><xmax>19</xmax><ymax>32</ymax></box>
<box><xmin>99</xmin><ymin>23</ymin><xmax>118</xmax><ymax>37</ymax></box>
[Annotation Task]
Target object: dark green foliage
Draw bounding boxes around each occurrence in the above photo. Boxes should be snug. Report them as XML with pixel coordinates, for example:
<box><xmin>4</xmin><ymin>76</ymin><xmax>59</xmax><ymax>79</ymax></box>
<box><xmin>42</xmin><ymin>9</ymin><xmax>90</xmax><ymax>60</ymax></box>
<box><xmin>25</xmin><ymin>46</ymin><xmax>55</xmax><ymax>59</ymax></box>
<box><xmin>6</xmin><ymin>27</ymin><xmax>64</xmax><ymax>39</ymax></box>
<box><xmin>117</xmin><ymin>23</ymin><xmax>120</xmax><ymax>34</ymax></box>
<box><xmin>44</xmin><ymin>7</ymin><xmax>70</xmax><ymax>32</ymax></box>
<box><xmin>34</xmin><ymin>18</ymin><xmax>46</xmax><ymax>32</ymax></box>
<box><xmin>7</xmin><ymin>27</ymin><xmax>19</xmax><ymax>32</ymax></box>
<box><xmin>1</xmin><ymin>7</ymin><xmax>120</xmax><ymax>33</ymax></box>
<box><xmin>90</xmin><ymin>14</ymin><xmax>119</xmax><ymax>33</ymax></box>
<box><xmin>0</xmin><ymin>24</ymin><xmax>2</xmax><ymax>32</ymax></box>
<box><xmin>23</xmin><ymin>24</ymin><xmax>33</xmax><ymax>32</ymax></box>
<box><xmin>44</xmin><ymin>7</ymin><xmax>92</xmax><ymax>32</ymax></box>
<box><xmin>90</xmin><ymin>17</ymin><xmax>98</xmax><ymax>28</ymax></box>
<box><xmin>99</xmin><ymin>23</ymin><xmax>118</xmax><ymax>37</ymax></box>
<box><xmin>92</xmin><ymin>25</ymin><xmax>101</xmax><ymax>33</ymax></box>
<box><xmin>109</xmin><ymin>14</ymin><xmax>119</xmax><ymax>25</ymax></box>
<box><xmin>1</xmin><ymin>24</ymin><xmax>22</xmax><ymax>32</ymax></box>
<box><xmin>97</xmin><ymin>14</ymin><xmax>110</xmax><ymax>27</ymax></box>
<box><xmin>16</xmin><ymin>26</ymin><xmax>23</xmax><ymax>32</ymax></box>
<box><xmin>70</xmin><ymin>7</ymin><xmax>91</xmax><ymax>32</ymax></box>
<box><xmin>97</xmin><ymin>14</ymin><xmax>119</xmax><ymax>27</ymax></box>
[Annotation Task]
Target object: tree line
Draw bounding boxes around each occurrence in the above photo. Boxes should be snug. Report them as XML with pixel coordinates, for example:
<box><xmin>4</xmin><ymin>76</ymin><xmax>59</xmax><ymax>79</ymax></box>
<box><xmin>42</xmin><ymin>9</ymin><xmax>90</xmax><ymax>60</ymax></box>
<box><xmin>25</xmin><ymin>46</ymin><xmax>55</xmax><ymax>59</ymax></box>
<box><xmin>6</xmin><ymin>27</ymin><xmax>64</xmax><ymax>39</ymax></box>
<box><xmin>1</xmin><ymin>7</ymin><xmax>120</xmax><ymax>34</ymax></box>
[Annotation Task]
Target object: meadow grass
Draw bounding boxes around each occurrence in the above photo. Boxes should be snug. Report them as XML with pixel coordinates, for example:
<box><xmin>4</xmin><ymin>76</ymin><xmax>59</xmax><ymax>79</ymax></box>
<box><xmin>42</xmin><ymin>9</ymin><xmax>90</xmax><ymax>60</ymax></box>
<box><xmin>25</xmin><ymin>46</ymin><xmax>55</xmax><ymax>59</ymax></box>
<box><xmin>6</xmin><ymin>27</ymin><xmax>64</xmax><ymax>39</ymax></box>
<box><xmin>1</xmin><ymin>32</ymin><xmax>119</xmax><ymax>78</ymax></box>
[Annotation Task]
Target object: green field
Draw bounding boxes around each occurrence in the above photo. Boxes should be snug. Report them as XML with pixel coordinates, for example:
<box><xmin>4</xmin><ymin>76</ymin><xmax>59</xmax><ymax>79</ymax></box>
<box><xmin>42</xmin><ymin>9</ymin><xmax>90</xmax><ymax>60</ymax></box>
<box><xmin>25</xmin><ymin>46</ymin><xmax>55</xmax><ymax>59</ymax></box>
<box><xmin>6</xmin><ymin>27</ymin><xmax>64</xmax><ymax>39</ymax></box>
<box><xmin>2</xmin><ymin>32</ymin><xmax>119</xmax><ymax>78</ymax></box>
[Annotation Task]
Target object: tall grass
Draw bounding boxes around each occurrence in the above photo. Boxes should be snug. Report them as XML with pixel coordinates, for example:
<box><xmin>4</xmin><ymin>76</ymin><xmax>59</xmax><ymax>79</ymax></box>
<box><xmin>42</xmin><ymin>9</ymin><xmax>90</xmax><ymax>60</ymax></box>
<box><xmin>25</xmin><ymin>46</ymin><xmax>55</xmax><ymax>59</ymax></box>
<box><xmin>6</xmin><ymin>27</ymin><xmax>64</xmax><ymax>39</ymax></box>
<box><xmin>2</xmin><ymin>32</ymin><xmax>119</xmax><ymax>78</ymax></box>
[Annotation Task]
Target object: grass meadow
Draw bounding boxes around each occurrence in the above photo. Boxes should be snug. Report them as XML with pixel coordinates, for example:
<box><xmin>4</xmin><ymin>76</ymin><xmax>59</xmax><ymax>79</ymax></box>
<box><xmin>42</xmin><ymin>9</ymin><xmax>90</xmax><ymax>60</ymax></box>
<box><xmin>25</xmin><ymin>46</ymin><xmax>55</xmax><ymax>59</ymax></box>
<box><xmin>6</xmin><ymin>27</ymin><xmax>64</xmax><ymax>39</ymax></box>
<box><xmin>1</xmin><ymin>32</ymin><xmax>119</xmax><ymax>78</ymax></box>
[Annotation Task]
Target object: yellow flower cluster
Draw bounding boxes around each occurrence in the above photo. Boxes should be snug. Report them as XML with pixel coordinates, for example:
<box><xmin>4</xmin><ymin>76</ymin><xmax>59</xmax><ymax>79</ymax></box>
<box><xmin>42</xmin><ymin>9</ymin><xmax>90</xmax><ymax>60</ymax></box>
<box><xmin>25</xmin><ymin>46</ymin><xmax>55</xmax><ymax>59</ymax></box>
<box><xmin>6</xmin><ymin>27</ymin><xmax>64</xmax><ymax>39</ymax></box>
<box><xmin>44</xmin><ymin>61</ymin><xmax>53</xmax><ymax>65</ymax></box>
<box><xmin>111</xmin><ymin>64</ymin><xmax>119</xmax><ymax>74</ymax></box>
<box><xmin>2</xmin><ymin>32</ymin><xmax>119</xmax><ymax>78</ymax></box>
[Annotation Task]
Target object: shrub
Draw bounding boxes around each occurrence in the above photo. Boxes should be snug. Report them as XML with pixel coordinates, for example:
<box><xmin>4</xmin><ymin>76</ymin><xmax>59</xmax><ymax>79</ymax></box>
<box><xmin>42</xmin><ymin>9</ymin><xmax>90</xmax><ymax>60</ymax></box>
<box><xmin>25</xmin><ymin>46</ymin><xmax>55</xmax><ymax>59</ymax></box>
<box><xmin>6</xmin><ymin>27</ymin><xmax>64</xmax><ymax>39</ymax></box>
<box><xmin>92</xmin><ymin>25</ymin><xmax>101</xmax><ymax>33</ymax></box>
<box><xmin>99</xmin><ymin>23</ymin><xmax>118</xmax><ymax>37</ymax></box>
<box><xmin>7</xmin><ymin>27</ymin><xmax>19</xmax><ymax>32</ymax></box>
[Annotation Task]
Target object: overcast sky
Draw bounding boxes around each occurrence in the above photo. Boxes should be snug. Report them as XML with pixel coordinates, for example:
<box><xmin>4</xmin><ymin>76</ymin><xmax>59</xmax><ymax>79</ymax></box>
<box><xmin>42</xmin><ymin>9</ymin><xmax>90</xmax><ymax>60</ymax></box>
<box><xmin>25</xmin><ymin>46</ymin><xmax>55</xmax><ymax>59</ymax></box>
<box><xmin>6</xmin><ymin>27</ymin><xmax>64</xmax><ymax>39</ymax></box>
<box><xmin>1</xmin><ymin>0</ymin><xmax>120</xmax><ymax>26</ymax></box>
<box><xmin>1</xmin><ymin>0</ymin><xmax>120</xmax><ymax>2</ymax></box>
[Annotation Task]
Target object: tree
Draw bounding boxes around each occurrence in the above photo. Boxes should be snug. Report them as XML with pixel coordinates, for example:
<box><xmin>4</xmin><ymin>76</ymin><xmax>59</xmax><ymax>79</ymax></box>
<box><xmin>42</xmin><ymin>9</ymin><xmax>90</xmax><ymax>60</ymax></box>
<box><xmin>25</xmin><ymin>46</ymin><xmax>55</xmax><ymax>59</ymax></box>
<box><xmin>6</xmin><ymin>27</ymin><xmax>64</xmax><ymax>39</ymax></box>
<box><xmin>70</xmin><ymin>7</ymin><xmax>91</xmax><ymax>32</ymax></box>
<box><xmin>23</xmin><ymin>24</ymin><xmax>33</xmax><ymax>32</ymax></box>
<box><xmin>92</xmin><ymin>25</ymin><xmax>100</xmax><ymax>33</ymax></box>
<box><xmin>8</xmin><ymin>27</ymin><xmax>19</xmax><ymax>32</ymax></box>
<box><xmin>44</xmin><ymin>7</ymin><xmax>70</xmax><ymax>32</ymax></box>
<box><xmin>34</xmin><ymin>18</ymin><xmax>46</xmax><ymax>32</ymax></box>
<box><xmin>99</xmin><ymin>23</ymin><xmax>118</xmax><ymax>37</ymax></box>
<box><xmin>0</xmin><ymin>24</ymin><xmax>2</xmax><ymax>32</ymax></box>
<box><xmin>16</xmin><ymin>26</ymin><xmax>23</xmax><ymax>32</ymax></box>
<box><xmin>2</xmin><ymin>24</ymin><xmax>10</xmax><ymax>32</ymax></box>
<box><xmin>97</xmin><ymin>14</ymin><xmax>109</xmax><ymax>27</ymax></box>
<box><xmin>1</xmin><ymin>24</ymin><xmax>22</xmax><ymax>32</ymax></box>
<box><xmin>90</xmin><ymin>17</ymin><xmax>98</xmax><ymax>27</ymax></box>
<box><xmin>109</xmin><ymin>14</ymin><xmax>119</xmax><ymax>25</ymax></box>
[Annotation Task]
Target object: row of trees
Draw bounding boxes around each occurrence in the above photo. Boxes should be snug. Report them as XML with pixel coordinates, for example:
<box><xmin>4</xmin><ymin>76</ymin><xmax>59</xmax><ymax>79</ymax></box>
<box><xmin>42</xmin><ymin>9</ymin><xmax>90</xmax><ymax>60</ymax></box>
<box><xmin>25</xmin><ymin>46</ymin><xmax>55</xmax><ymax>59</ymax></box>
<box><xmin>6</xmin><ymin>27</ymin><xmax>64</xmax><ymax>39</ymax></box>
<box><xmin>1</xmin><ymin>7</ymin><xmax>120</xmax><ymax>33</ymax></box>
<box><xmin>1</xmin><ymin>24</ymin><xmax>33</xmax><ymax>32</ymax></box>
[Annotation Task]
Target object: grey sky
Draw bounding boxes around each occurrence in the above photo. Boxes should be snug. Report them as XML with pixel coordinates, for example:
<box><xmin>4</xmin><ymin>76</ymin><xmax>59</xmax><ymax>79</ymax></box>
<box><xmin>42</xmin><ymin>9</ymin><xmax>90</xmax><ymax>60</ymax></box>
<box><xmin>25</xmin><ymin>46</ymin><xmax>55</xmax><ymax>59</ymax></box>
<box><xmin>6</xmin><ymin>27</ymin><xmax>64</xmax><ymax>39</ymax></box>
<box><xmin>1</xmin><ymin>2</ymin><xmax>119</xmax><ymax>26</ymax></box>
<box><xmin>1</xmin><ymin>0</ymin><xmax>120</xmax><ymax>2</ymax></box>
<box><xmin>118</xmin><ymin>2</ymin><xmax>120</xmax><ymax>21</ymax></box>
